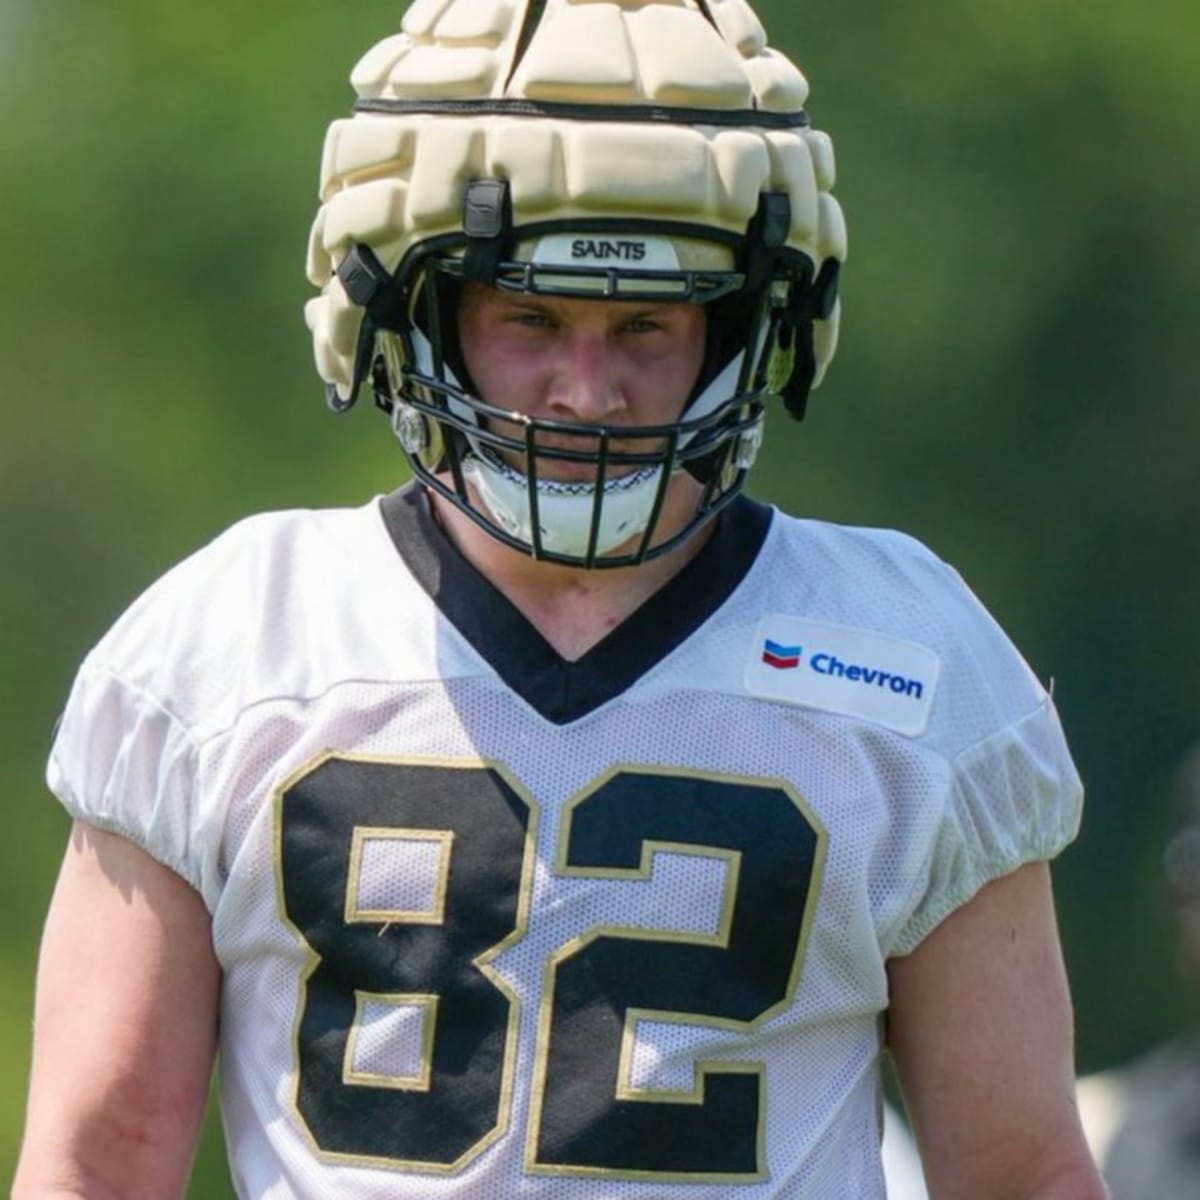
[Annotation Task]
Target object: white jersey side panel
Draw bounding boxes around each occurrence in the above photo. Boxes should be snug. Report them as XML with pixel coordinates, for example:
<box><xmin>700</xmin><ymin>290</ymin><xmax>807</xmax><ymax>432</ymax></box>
<box><xmin>47</xmin><ymin>498</ymin><xmax>1082</xmax><ymax>1199</ymax></box>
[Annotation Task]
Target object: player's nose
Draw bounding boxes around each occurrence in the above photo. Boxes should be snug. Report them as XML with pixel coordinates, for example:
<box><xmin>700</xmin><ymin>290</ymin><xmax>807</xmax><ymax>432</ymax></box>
<box><xmin>548</xmin><ymin>330</ymin><xmax>626</xmax><ymax>423</ymax></box>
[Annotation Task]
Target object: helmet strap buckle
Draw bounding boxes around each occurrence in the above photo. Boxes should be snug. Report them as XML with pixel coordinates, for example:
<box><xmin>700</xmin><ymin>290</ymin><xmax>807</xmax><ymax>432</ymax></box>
<box><xmin>744</xmin><ymin>191</ymin><xmax>792</xmax><ymax>292</ymax></box>
<box><xmin>461</xmin><ymin>178</ymin><xmax>513</xmax><ymax>283</ymax></box>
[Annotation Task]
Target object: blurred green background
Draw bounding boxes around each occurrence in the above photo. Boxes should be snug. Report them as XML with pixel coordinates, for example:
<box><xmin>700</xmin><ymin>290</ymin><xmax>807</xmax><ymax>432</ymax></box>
<box><xmin>2</xmin><ymin>0</ymin><xmax>1197</xmax><ymax>1192</ymax></box>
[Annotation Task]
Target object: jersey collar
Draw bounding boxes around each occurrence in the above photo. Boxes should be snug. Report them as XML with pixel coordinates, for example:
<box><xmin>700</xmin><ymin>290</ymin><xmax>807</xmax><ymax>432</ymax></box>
<box><xmin>380</xmin><ymin>482</ymin><xmax>771</xmax><ymax>724</ymax></box>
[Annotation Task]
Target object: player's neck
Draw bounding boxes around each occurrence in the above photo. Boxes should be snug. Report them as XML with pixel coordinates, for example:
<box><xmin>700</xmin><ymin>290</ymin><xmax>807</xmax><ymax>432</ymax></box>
<box><xmin>428</xmin><ymin>483</ymin><xmax>715</xmax><ymax>662</ymax></box>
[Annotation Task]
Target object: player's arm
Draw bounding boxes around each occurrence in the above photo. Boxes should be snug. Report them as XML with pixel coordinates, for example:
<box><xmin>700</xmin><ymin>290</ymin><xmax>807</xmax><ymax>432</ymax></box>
<box><xmin>13</xmin><ymin>821</ymin><xmax>221</xmax><ymax>1200</ymax></box>
<box><xmin>886</xmin><ymin>861</ymin><xmax>1108</xmax><ymax>1200</ymax></box>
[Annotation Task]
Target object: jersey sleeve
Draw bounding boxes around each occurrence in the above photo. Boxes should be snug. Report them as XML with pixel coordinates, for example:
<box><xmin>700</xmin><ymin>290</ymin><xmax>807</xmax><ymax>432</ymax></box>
<box><xmin>42</xmin><ymin>520</ymin><xmax>256</xmax><ymax>905</ymax></box>
<box><xmin>47</xmin><ymin>656</ymin><xmax>206</xmax><ymax>892</ymax></box>
<box><xmin>41</xmin><ymin>502</ymin><xmax>383</xmax><ymax>907</ymax></box>
<box><xmin>883</xmin><ymin>548</ymin><xmax>1085</xmax><ymax>955</ymax></box>
<box><xmin>890</xmin><ymin>695</ymin><xmax>1083</xmax><ymax>955</ymax></box>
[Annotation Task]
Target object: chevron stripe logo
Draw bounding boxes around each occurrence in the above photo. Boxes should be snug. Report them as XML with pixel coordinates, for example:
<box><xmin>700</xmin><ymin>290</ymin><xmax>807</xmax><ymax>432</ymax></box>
<box><xmin>762</xmin><ymin>639</ymin><xmax>802</xmax><ymax>670</ymax></box>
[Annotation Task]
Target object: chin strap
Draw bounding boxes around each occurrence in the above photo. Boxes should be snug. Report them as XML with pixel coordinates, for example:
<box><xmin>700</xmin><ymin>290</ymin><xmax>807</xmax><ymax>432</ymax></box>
<box><xmin>776</xmin><ymin>256</ymin><xmax>841</xmax><ymax>420</ymax></box>
<box><xmin>742</xmin><ymin>192</ymin><xmax>840</xmax><ymax>422</ymax></box>
<box><xmin>460</xmin><ymin>179</ymin><xmax>513</xmax><ymax>283</ymax></box>
<box><xmin>323</xmin><ymin>242</ymin><xmax>402</xmax><ymax>413</ymax></box>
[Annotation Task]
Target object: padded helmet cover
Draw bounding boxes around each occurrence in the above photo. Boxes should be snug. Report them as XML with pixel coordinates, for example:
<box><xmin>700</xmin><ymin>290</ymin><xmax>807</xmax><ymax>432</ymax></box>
<box><xmin>305</xmin><ymin>0</ymin><xmax>846</xmax><ymax>405</ymax></box>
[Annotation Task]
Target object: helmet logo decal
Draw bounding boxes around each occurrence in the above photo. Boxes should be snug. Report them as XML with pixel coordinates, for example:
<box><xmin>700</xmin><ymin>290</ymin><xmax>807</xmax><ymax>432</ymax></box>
<box><xmin>570</xmin><ymin>239</ymin><xmax>646</xmax><ymax>261</ymax></box>
<box><xmin>533</xmin><ymin>233</ymin><xmax>680</xmax><ymax>272</ymax></box>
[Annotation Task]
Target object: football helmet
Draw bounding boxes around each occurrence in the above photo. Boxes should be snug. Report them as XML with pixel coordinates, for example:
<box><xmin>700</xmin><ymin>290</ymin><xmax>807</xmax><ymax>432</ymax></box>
<box><xmin>306</xmin><ymin>0</ymin><xmax>846</xmax><ymax>567</ymax></box>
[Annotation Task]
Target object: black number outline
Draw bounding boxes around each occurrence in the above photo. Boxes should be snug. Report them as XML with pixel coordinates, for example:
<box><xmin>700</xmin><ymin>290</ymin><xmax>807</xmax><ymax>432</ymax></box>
<box><xmin>275</xmin><ymin>754</ymin><xmax>826</xmax><ymax>1182</ymax></box>
<box><xmin>274</xmin><ymin>751</ymin><xmax>538</xmax><ymax>1174</ymax></box>
<box><xmin>525</xmin><ymin>765</ymin><xmax>826</xmax><ymax>1182</ymax></box>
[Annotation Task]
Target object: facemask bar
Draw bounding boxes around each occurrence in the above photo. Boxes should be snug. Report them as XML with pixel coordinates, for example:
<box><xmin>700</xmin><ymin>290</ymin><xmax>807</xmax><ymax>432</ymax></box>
<box><xmin>331</xmin><ymin>193</ymin><xmax>821</xmax><ymax>419</ymax></box>
<box><xmin>334</xmin><ymin>189</ymin><xmax>824</xmax><ymax>567</ymax></box>
<box><xmin>392</xmin><ymin>347</ymin><xmax>767</xmax><ymax>567</ymax></box>
<box><xmin>437</xmin><ymin>254</ymin><xmax>748</xmax><ymax>304</ymax></box>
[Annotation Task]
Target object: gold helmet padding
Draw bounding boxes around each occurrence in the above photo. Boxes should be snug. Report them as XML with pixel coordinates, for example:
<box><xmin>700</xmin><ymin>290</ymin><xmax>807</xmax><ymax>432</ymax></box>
<box><xmin>305</xmin><ymin>0</ymin><xmax>846</xmax><ymax>407</ymax></box>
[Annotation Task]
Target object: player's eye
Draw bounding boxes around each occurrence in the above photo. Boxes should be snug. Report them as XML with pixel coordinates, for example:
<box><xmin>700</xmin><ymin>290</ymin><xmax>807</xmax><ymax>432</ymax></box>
<box><xmin>621</xmin><ymin>315</ymin><xmax>665</xmax><ymax>334</ymax></box>
<box><xmin>510</xmin><ymin>309</ymin><xmax>555</xmax><ymax>329</ymax></box>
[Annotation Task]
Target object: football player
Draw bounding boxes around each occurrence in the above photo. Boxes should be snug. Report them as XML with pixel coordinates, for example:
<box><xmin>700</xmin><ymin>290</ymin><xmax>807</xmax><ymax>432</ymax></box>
<box><xmin>14</xmin><ymin>1</ymin><xmax>1107</xmax><ymax>1197</ymax></box>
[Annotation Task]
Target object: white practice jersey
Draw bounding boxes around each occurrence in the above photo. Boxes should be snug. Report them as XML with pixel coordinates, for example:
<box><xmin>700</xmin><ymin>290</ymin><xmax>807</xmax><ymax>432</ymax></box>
<box><xmin>48</xmin><ymin>487</ymin><xmax>1082</xmax><ymax>1199</ymax></box>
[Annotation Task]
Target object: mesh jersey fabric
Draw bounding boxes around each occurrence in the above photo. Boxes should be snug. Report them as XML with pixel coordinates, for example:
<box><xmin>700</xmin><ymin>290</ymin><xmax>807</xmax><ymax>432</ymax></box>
<box><xmin>47</xmin><ymin>489</ymin><xmax>1082</xmax><ymax>1199</ymax></box>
